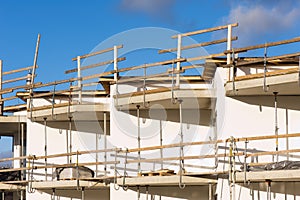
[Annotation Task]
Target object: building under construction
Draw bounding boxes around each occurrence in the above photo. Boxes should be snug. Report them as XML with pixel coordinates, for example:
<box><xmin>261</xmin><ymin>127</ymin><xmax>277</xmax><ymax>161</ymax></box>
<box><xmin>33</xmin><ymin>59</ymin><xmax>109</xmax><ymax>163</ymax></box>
<box><xmin>0</xmin><ymin>23</ymin><xmax>300</xmax><ymax>200</ymax></box>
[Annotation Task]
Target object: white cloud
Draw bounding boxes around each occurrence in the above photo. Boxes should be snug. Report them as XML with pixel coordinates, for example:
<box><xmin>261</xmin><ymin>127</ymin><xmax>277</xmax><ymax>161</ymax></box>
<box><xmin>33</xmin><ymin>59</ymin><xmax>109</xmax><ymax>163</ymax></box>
<box><xmin>224</xmin><ymin>1</ymin><xmax>300</xmax><ymax>45</ymax></box>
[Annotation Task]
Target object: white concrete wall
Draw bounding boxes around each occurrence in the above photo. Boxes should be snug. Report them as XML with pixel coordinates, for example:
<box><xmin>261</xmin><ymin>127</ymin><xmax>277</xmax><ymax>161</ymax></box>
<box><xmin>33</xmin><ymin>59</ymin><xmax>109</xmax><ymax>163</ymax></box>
<box><xmin>215</xmin><ymin>68</ymin><xmax>300</xmax><ymax>200</ymax></box>
<box><xmin>24</xmin><ymin>70</ymin><xmax>300</xmax><ymax>199</ymax></box>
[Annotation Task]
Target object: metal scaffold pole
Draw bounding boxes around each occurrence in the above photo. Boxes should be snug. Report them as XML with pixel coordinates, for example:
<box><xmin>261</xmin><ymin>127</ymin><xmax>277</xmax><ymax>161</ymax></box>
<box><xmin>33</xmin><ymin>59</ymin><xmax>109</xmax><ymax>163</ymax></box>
<box><xmin>178</xmin><ymin>100</ymin><xmax>185</xmax><ymax>189</ymax></box>
<box><xmin>267</xmin><ymin>181</ymin><xmax>271</xmax><ymax>200</ymax></box>
<box><xmin>286</xmin><ymin>109</ymin><xmax>289</xmax><ymax>161</ymax></box>
<box><xmin>158</xmin><ymin>118</ymin><xmax>163</xmax><ymax>200</ymax></box>
<box><xmin>229</xmin><ymin>137</ymin><xmax>236</xmax><ymax>200</ymax></box>
<box><xmin>243</xmin><ymin>140</ymin><xmax>248</xmax><ymax>185</ymax></box>
<box><xmin>44</xmin><ymin>117</ymin><xmax>48</xmax><ymax>180</ymax></box>
<box><xmin>66</xmin><ymin>129</ymin><xmax>69</xmax><ymax>164</ymax></box>
<box><xmin>21</xmin><ymin>123</ymin><xmax>25</xmax><ymax>178</ymax></box>
<box><xmin>69</xmin><ymin>116</ymin><xmax>73</xmax><ymax>163</ymax></box>
<box><xmin>114</xmin><ymin>45</ymin><xmax>118</xmax><ymax>82</ymax></box>
<box><xmin>137</xmin><ymin>186</ymin><xmax>140</xmax><ymax>200</ymax></box>
<box><xmin>114</xmin><ymin>45</ymin><xmax>119</xmax><ymax>107</ymax></box>
<box><xmin>227</xmin><ymin>24</ymin><xmax>232</xmax><ymax>81</ymax></box>
<box><xmin>31</xmin><ymin>34</ymin><xmax>40</xmax><ymax>85</ymax></box>
<box><xmin>20</xmin><ymin>121</ymin><xmax>25</xmax><ymax>200</ymax></box>
<box><xmin>137</xmin><ymin>105</ymin><xmax>141</xmax><ymax>173</ymax></box>
<box><xmin>263</xmin><ymin>44</ymin><xmax>268</xmax><ymax>92</ymax></box>
<box><xmin>160</xmin><ymin>120</ymin><xmax>163</xmax><ymax>170</ymax></box>
<box><xmin>51</xmin><ymin>188</ymin><xmax>55</xmax><ymax>200</ymax></box>
<box><xmin>67</xmin><ymin>88</ymin><xmax>71</xmax><ymax>164</ymax></box>
<box><xmin>81</xmin><ymin>187</ymin><xmax>85</xmax><ymax>200</ymax></box>
<box><xmin>274</xmin><ymin>92</ymin><xmax>279</xmax><ymax>162</ymax></box>
<box><xmin>20</xmin><ymin>191</ymin><xmax>24</xmax><ymax>200</ymax></box>
<box><xmin>77</xmin><ymin>56</ymin><xmax>82</xmax><ymax>104</ymax></box>
<box><xmin>29</xmin><ymin>34</ymin><xmax>41</xmax><ymax>119</ymax></box>
<box><xmin>146</xmin><ymin>186</ymin><xmax>149</xmax><ymax>200</ymax></box>
<box><xmin>104</xmin><ymin>112</ymin><xmax>107</xmax><ymax>176</ymax></box>
<box><xmin>176</xmin><ymin>34</ymin><xmax>182</xmax><ymax>87</ymax></box>
<box><xmin>209</xmin><ymin>183</ymin><xmax>213</xmax><ymax>200</ymax></box>
<box><xmin>96</xmin><ymin>124</ymin><xmax>99</xmax><ymax>177</ymax></box>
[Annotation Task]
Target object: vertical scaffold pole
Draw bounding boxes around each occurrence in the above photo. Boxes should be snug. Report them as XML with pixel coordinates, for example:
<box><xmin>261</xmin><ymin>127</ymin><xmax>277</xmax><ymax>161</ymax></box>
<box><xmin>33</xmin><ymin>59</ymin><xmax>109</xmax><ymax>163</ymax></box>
<box><xmin>114</xmin><ymin>45</ymin><xmax>119</xmax><ymax>107</ymax></box>
<box><xmin>274</xmin><ymin>92</ymin><xmax>279</xmax><ymax>162</ymax></box>
<box><xmin>143</xmin><ymin>66</ymin><xmax>147</xmax><ymax>108</ymax></box>
<box><xmin>66</xmin><ymin>129</ymin><xmax>69</xmax><ymax>164</ymax></box>
<box><xmin>69</xmin><ymin>117</ymin><xmax>73</xmax><ymax>163</ymax></box>
<box><xmin>243</xmin><ymin>140</ymin><xmax>248</xmax><ymax>185</ymax></box>
<box><xmin>227</xmin><ymin>24</ymin><xmax>232</xmax><ymax>81</ymax></box>
<box><xmin>96</xmin><ymin>123</ymin><xmax>99</xmax><ymax>177</ymax></box>
<box><xmin>52</xmin><ymin>188</ymin><xmax>55</xmax><ymax>200</ymax></box>
<box><xmin>0</xmin><ymin>60</ymin><xmax>3</xmax><ymax>116</ymax></box>
<box><xmin>229</xmin><ymin>137</ymin><xmax>236</xmax><ymax>200</ymax></box>
<box><xmin>209</xmin><ymin>183</ymin><xmax>213</xmax><ymax>200</ymax></box>
<box><xmin>176</xmin><ymin>34</ymin><xmax>182</xmax><ymax>87</ymax></box>
<box><xmin>179</xmin><ymin>100</ymin><xmax>184</xmax><ymax>169</ymax></box>
<box><xmin>213</xmin><ymin>111</ymin><xmax>218</xmax><ymax>169</ymax></box>
<box><xmin>114</xmin><ymin>45</ymin><xmax>118</xmax><ymax>82</ymax></box>
<box><xmin>136</xmin><ymin>105</ymin><xmax>141</xmax><ymax>173</ymax></box>
<box><xmin>286</xmin><ymin>109</ymin><xmax>289</xmax><ymax>161</ymax></box>
<box><xmin>21</xmin><ymin>123</ymin><xmax>25</xmax><ymax>177</ymax></box>
<box><xmin>104</xmin><ymin>112</ymin><xmax>107</xmax><ymax>176</ymax></box>
<box><xmin>267</xmin><ymin>181</ymin><xmax>271</xmax><ymax>200</ymax></box>
<box><xmin>178</xmin><ymin>100</ymin><xmax>185</xmax><ymax>189</ymax></box>
<box><xmin>146</xmin><ymin>186</ymin><xmax>149</xmax><ymax>200</ymax></box>
<box><xmin>263</xmin><ymin>45</ymin><xmax>268</xmax><ymax>92</ymax></box>
<box><xmin>20</xmin><ymin>191</ymin><xmax>24</xmax><ymax>200</ymax></box>
<box><xmin>44</xmin><ymin>118</ymin><xmax>48</xmax><ymax>180</ymax></box>
<box><xmin>81</xmin><ymin>187</ymin><xmax>85</xmax><ymax>200</ymax></box>
<box><xmin>233</xmin><ymin>140</ymin><xmax>236</xmax><ymax>200</ymax></box>
<box><xmin>20</xmin><ymin>122</ymin><xmax>25</xmax><ymax>200</ymax></box>
<box><xmin>31</xmin><ymin>34</ymin><xmax>40</xmax><ymax>85</ymax></box>
<box><xmin>29</xmin><ymin>34</ymin><xmax>41</xmax><ymax>119</ymax></box>
<box><xmin>77</xmin><ymin>56</ymin><xmax>82</xmax><ymax>104</ymax></box>
<box><xmin>160</xmin><ymin>120</ymin><xmax>163</xmax><ymax>170</ymax></box>
<box><xmin>137</xmin><ymin>186</ymin><xmax>140</xmax><ymax>200</ymax></box>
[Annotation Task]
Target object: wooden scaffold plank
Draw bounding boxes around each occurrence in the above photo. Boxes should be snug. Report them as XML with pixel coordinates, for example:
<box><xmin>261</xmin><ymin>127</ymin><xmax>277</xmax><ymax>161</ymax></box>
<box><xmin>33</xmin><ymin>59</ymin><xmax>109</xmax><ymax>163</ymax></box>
<box><xmin>172</xmin><ymin>23</ymin><xmax>238</xmax><ymax>38</ymax></box>
<box><xmin>72</xmin><ymin>45</ymin><xmax>123</xmax><ymax>61</ymax></box>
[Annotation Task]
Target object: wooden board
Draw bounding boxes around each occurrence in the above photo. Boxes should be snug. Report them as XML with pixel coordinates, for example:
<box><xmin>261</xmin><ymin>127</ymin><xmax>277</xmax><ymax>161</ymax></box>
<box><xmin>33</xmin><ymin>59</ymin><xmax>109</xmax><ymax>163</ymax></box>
<box><xmin>2</xmin><ymin>74</ymin><xmax>35</xmax><ymax>84</ymax></box>
<box><xmin>65</xmin><ymin>57</ymin><xmax>126</xmax><ymax>74</ymax></box>
<box><xmin>3</xmin><ymin>65</ymin><xmax>36</xmax><ymax>75</ymax></box>
<box><xmin>224</xmin><ymin>36</ymin><xmax>300</xmax><ymax>54</ymax></box>
<box><xmin>232</xmin><ymin>67</ymin><xmax>298</xmax><ymax>81</ymax></box>
<box><xmin>159</xmin><ymin>36</ymin><xmax>238</xmax><ymax>54</ymax></box>
<box><xmin>223</xmin><ymin>53</ymin><xmax>300</xmax><ymax>68</ymax></box>
<box><xmin>3</xmin><ymin>104</ymin><xmax>27</xmax><ymax>112</ymax></box>
<box><xmin>72</xmin><ymin>45</ymin><xmax>123</xmax><ymax>61</ymax></box>
<box><xmin>172</xmin><ymin>23</ymin><xmax>238</xmax><ymax>38</ymax></box>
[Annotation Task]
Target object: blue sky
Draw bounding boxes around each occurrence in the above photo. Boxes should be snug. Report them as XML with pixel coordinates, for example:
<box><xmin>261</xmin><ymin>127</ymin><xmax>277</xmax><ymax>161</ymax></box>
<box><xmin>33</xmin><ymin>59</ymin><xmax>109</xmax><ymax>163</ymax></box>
<box><xmin>0</xmin><ymin>0</ymin><xmax>300</xmax><ymax>84</ymax></box>
<box><xmin>0</xmin><ymin>136</ymin><xmax>13</xmax><ymax>166</ymax></box>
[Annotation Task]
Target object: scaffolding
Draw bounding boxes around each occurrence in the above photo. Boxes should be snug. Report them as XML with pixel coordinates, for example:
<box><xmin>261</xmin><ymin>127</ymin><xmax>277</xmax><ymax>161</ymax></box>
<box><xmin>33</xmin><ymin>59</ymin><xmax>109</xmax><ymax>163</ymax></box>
<box><xmin>0</xmin><ymin>23</ymin><xmax>300</xmax><ymax>200</ymax></box>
